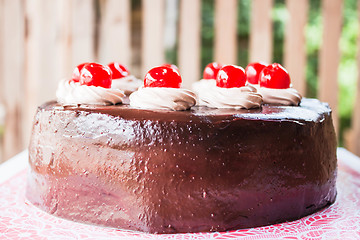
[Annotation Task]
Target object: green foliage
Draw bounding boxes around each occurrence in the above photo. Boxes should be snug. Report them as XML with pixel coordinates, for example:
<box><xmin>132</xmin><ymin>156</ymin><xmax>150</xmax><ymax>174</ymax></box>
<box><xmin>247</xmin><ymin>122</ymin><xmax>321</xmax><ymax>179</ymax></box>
<box><xmin>305</xmin><ymin>0</ymin><xmax>322</xmax><ymax>98</ymax></box>
<box><xmin>338</xmin><ymin>0</ymin><xmax>358</xmax><ymax>145</ymax></box>
<box><xmin>166</xmin><ymin>45</ymin><xmax>178</xmax><ymax>65</ymax></box>
<box><xmin>272</xmin><ymin>0</ymin><xmax>286</xmax><ymax>64</ymax></box>
<box><xmin>237</xmin><ymin>0</ymin><xmax>250</xmax><ymax>66</ymax></box>
<box><xmin>201</xmin><ymin>0</ymin><xmax>215</xmax><ymax>71</ymax></box>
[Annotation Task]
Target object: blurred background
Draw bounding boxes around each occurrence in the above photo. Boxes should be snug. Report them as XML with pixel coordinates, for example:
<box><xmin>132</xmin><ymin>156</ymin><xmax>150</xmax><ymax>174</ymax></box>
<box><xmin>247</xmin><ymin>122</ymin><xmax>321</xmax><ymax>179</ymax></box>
<box><xmin>0</xmin><ymin>0</ymin><xmax>359</xmax><ymax>163</ymax></box>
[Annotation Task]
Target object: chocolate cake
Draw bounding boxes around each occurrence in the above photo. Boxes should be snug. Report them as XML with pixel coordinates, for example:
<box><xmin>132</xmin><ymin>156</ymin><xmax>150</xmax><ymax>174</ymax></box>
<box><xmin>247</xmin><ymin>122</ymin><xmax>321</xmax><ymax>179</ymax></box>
<box><xmin>26</xmin><ymin>98</ymin><xmax>337</xmax><ymax>233</ymax></box>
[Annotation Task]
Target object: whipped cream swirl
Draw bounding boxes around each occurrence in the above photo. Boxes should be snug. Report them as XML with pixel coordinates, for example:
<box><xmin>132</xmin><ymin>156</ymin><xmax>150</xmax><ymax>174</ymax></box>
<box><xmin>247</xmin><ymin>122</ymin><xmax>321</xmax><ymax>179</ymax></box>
<box><xmin>111</xmin><ymin>75</ymin><xmax>143</xmax><ymax>95</ymax></box>
<box><xmin>258</xmin><ymin>87</ymin><xmax>302</xmax><ymax>106</ymax></box>
<box><xmin>198</xmin><ymin>85</ymin><xmax>262</xmax><ymax>109</ymax></box>
<box><xmin>192</xmin><ymin>79</ymin><xmax>216</xmax><ymax>106</ymax></box>
<box><xmin>56</xmin><ymin>79</ymin><xmax>125</xmax><ymax>105</ymax></box>
<box><xmin>192</xmin><ymin>79</ymin><xmax>216</xmax><ymax>94</ymax></box>
<box><xmin>129</xmin><ymin>87</ymin><xmax>196</xmax><ymax>111</ymax></box>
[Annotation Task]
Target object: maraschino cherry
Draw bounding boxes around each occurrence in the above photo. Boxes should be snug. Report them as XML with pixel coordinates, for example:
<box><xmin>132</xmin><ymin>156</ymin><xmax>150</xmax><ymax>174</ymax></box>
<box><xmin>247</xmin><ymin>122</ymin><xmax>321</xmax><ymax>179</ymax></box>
<box><xmin>203</xmin><ymin>62</ymin><xmax>222</xmax><ymax>80</ymax></box>
<box><xmin>108</xmin><ymin>62</ymin><xmax>130</xmax><ymax>79</ymax></box>
<box><xmin>259</xmin><ymin>63</ymin><xmax>290</xmax><ymax>89</ymax></box>
<box><xmin>79</xmin><ymin>63</ymin><xmax>112</xmax><ymax>88</ymax></box>
<box><xmin>72</xmin><ymin>62</ymin><xmax>89</xmax><ymax>82</ymax></box>
<box><xmin>161</xmin><ymin>63</ymin><xmax>180</xmax><ymax>73</ymax></box>
<box><xmin>144</xmin><ymin>66</ymin><xmax>181</xmax><ymax>88</ymax></box>
<box><xmin>245</xmin><ymin>62</ymin><xmax>267</xmax><ymax>84</ymax></box>
<box><xmin>216</xmin><ymin>65</ymin><xmax>246</xmax><ymax>88</ymax></box>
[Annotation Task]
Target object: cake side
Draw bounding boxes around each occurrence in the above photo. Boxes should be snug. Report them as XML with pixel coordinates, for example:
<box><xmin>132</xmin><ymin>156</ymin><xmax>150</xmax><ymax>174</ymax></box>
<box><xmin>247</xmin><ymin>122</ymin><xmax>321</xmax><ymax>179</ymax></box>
<box><xmin>26</xmin><ymin>98</ymin><xmax>337</xmax><ymax>233</ymax></box>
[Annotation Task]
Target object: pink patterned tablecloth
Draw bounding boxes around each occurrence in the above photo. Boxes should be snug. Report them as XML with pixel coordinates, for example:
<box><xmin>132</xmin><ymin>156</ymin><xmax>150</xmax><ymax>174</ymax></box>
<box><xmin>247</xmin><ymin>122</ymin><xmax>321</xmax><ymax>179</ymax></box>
<box><xmin>0</xmin><ymin>149</ymin><xmax>360</xmax><ymax>240</ymax></box>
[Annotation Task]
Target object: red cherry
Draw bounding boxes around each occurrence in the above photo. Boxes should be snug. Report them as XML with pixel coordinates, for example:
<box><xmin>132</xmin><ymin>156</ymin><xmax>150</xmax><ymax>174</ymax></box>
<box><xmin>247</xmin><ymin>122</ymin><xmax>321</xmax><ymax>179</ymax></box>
<box><xmin>144</xmin><ymin>66</ymin><xmax>182</xmax><ymax>88</ymax></box>
<box><xmin>108</xmin><ymin>62</ymin><xmax>130</xmax><ymax>79</ymax></box>
<box><xmin>259</xmin><ymin>63</ymin><xmax>291</xmax><ymax>89</ymax></box>
<box><xmin>203</xmin><ymin>62</ymin><xmax>222</xmax><ymax>80</ymax></box>
<box><xmin>161</xmin><ymin>63</ymin><xmax>180</xmax><ymax>73</ymax></box>
<box><xmin>79</xmin><ymin>63</ymin><xmax>112</xmax><ymax>88</ymax></box>
<box><xmin>72</xmin><ymin>62</ymin><xmax>89</xmax><ymax>82</ymax></box>
<box><xmin>245</xmin><ymin>62</ymin><xmax>267</xmax><ymax>84</ymax></box>
<box><xmin>216</xmin><ymin>65</ymin><xmax>246</xmax><ymax>88</ymax></box>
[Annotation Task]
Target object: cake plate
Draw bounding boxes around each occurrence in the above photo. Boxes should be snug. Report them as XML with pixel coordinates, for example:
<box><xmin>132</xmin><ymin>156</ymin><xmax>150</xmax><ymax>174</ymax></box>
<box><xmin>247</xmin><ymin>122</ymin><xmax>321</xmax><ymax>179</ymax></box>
<box><xmin>0</xmin><ymin>148</ymin><xmax>359</xmax><ymax>240</ymax></box>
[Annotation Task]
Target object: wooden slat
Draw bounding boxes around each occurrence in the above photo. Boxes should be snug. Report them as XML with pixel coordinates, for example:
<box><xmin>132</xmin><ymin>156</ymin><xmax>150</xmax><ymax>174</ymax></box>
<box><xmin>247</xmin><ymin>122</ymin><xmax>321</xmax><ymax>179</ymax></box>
<box><xmin>345</xmin><ymin>0</ymin><xmax>360</xmax><ymax>155</ymax></box>
<box><xmin>70</xmin><ymin>0</ymin><xmax>96</xmax><ymax>66</ymax></box>
<box><xmin>284</xmin><ymin>0</ymin><xmax>309</xmax><ymax>96</ymax></box>
<box><xmin>39</xmin><ymin>0</ymin><xmax>64</xmax><ymax>102</ymax></box>
<box><xmin>164</xmin><ymin>0</ymin><xmax>178</xmax><ymax>51</ymax></box>
<box><xmin>2</xmin><ymin>0</ymin><xmax>24</xmax><ymax>160</ymax></box>
<box><xmin>318</xmin><ymin>0</ymin><xmax>343</xmax><ymax>132</ymax></box>
<box><xmin>24</xmin><ymin>0</ymin><xmax>44</xmax><ymax>144</ymax></box>
<box><xmin>249</xmin><ymin>0</ymin><xmax>274</xmax><ymax>63</ymax></box>
<box><xmin>24</xmin><ymin>0</ymin><xmax>74</xmax><ymax>144</ymax></box>
<box><xmin>52</xmin><ymin>0</ymin><xmax>94</xmax><ymax>78</ymax></box>
<box><xmin>178</xmin><ymin>0</ymin><xmax>201</xmax><ymax>88</ymax></box>
<box><xmin>214</xmin><ymin>0</ymin><xmax>238</xmax><ymax>65</ymax></box>
<box><xmin>58</xmin><ymin>0</ymin><xmax>72</xmax><ymax>79</ymax></box>
<box><xmin>141</xmin><ymin>0</ymin><xmax>165</xmax><ymax>75</ymax></box>
<box><xmin>98</xmin><ymin>0</ymin><xmax>131</xmax><ymax>66</ymax></box>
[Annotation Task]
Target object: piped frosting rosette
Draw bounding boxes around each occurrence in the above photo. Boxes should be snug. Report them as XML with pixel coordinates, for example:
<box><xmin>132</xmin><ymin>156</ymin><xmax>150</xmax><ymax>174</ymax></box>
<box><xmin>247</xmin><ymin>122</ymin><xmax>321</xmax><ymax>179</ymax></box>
<box><xmin>258</xmin><ymin>87</ymin><xmax>302</xmax><ymax>106</ymax></box>
<box><xmin>197</xmin><ymin>64</ymin><xmax>262</xmax><ymax>109</ymax></box>
<box><xmin>244</xmin><ymin>62</ymin><xmax>302</xmax><ymax>106</ymax></box>
<box><xmin>56</xmin><ymin>79</ymin><xmax>125</xmax><ymax>105</ymax></box>
<box><xmin>130</xmin><ymin>87</ymin><xmax>196</xmax><ymax>111</ymax></box>
<box><xmin>198</xmin><ymin>84</ymin><xmax>262</xmax><ymax>109</ymax></box>
<box><xmin>108</xmin><ymin>62</ymin><xmax>142</xmax><ymax>95</ymax></box>
<box><xmin>129</xmin><ymin>65</ymin><xmax>196</xmax><ymax>111</ymax></box>
<box><xmin>192</xmin><ymin>62</ymin><xmax>221</xmax><ymax>96</ymax></box>
<box><xmin>192</xmin><ymin>79</ymin><xmax>216</xmax><ymax>94</ymax></box>
<box><xmin>56</xmin><ymin>62</ymin><xmax>125</xmax><ymax>105</ymax></box>
<box><xmin>111</xmin><ymin>75</ymin><xmax>142</xmax><ymax>95</ymax></box>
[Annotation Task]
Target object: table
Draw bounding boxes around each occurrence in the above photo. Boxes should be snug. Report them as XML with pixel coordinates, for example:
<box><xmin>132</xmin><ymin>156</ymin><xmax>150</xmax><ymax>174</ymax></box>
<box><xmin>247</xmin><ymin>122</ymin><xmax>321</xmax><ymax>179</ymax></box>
<box><xmin>0</xmin><ymin>148</ymin><xmax>359</xmax><ymax>239</ymax></box>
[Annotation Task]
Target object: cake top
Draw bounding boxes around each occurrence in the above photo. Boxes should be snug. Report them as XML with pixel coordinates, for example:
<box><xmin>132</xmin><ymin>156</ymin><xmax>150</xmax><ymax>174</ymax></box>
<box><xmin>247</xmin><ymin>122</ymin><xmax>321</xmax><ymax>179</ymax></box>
<box><xmin>43</xmin><ymin>98</ymin><xmax>330</xmax><ymax>124</ymax></box>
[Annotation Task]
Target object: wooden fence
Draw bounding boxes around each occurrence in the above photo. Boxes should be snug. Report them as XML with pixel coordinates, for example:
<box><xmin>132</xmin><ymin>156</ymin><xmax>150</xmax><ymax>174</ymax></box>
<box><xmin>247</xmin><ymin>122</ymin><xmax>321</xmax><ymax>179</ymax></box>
<box><xmin>0</xmin><ymin>0</ymin><xmax>359</xmax><ymax>162</ymax></box>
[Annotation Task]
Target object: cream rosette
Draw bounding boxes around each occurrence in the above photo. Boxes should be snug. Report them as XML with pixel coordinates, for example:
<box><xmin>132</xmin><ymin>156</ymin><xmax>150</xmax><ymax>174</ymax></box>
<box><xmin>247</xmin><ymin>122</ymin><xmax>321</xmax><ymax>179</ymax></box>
<box><xmin>258</xmin><ymin>87</ymin><xmax>302</xmax><ymax>106</ymax></box>
<box><xmin>129</xmin><ymin>87</ymin><xmax>197</xmax><ymax>111</ymax></box>
<box><xmin>192</xmin><ymin>79</ymin><xmax>216</xmax><ymax>94</ymax></box>
<box><xmin>198</xmin><ymin>84</ymin><xmax>262</xmax><ymax>109</ymax></box>
<box><xmin>56</xmin><ymin>79</ymin><xmax>125</xmax><ymax>105</ymax></box>
<box><xmin>111</xmin><ymin>75</ymin><xmax>143</xmax><ymax>95</ymax></box>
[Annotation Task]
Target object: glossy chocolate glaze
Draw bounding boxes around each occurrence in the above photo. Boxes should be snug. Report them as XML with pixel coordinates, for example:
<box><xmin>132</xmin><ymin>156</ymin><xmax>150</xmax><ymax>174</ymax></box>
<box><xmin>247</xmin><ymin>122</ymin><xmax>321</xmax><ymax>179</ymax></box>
<box><xmin>26</xmin><ymin>98</ymin><xmax>337</xmax><ymax>233</ymax></box>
